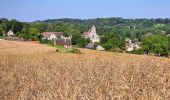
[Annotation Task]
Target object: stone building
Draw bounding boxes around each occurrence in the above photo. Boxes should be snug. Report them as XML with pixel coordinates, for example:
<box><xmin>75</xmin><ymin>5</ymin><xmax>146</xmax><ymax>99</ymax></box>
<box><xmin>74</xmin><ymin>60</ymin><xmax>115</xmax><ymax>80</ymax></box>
<box><xmin>82</xmin><ymin>26</ymin><xmax>100</xmax><ymax>43</ymax></box>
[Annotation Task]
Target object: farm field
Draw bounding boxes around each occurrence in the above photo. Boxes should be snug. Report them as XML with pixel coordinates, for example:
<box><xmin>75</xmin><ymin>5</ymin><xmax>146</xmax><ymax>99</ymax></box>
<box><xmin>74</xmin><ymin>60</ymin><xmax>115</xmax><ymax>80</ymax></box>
<box><xmin>0</xmin><ymin>40</ymin><xmax>170</xmax><ymax>100</ymax></box>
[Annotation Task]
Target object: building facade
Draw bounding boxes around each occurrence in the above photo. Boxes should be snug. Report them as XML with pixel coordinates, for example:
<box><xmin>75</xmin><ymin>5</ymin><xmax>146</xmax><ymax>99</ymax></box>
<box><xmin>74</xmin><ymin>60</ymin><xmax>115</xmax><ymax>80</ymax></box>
<box><xmin>82</xmin><ymin>26</ymin><xmax>100</xmax><ymax>43</ymax></box>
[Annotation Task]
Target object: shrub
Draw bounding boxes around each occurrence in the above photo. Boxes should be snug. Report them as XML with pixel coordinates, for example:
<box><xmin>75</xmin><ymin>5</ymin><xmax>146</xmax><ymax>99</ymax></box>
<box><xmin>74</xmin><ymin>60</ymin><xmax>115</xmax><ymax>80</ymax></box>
<box><xmin>68</xmin><ymin>48</ymin><xmax>81</xmax><ymax>54</ymax></box>
<box><xmin>110</xmin><ymin>48</ymin><xmax>124</xmax><ymax>53</ymax></box>
<box><xmin>131</xmin><ymin>49</ymin><xmax>144</xmax><ymax>55</ymax></box>
<box><xmin>142</xmin><ymin>35</ymin><xmax>169</xmax><ymax>56</ymax></box>
<box><xmin>77</xmin><ymin>38</ymin><xmax>90</xmax><ymax>48</ymax></box>
<box><xmin>0</xmin><ymin>32</ymin><xmax>3</xmax><ymax>36</ymax></box>
<box><xmin>39</xmin><ymin>39</ymin><xmax>54</xmax><ymax>45</ymax></box>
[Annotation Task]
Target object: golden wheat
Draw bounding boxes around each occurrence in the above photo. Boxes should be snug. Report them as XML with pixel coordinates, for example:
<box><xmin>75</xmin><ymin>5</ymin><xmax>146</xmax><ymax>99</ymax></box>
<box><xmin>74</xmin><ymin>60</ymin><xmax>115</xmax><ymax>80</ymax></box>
<box><xmin>0</xmin><ymin>40</ymin><xmax>170</xmax><ymax>100</ymax></box>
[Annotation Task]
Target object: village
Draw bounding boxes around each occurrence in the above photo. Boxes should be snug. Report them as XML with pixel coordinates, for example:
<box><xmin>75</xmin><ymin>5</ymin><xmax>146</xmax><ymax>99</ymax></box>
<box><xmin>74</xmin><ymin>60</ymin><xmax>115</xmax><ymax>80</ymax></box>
<box><xmin>1</xmin><ymin>0</ymin><xmax>170</xmax><ymax>99</ymax></box>
<box><xmin>2</xmin><ymin>25</ymin><xmax>141</xmax><ymax>52</ymax></box>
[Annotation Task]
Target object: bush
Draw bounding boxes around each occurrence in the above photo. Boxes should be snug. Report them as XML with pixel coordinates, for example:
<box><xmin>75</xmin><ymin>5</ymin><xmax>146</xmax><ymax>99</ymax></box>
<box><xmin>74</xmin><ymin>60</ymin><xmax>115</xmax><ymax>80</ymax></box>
<box><xmin>68</xmin><ymin>48</ymin><xmax>81</xmax><ymax>54</ymax></box>
<box><xmin>0</xmin><ymin>36</ymin><xmax>4</xmax><ymax>39</ymax></box>
<box><xmin>131</xmin><ymin>49</ymin><xmax>144</xmax><ymax>55</ymax></box>
<box><xmin>142</xmin><ymin>35</ymin><xmax>169</xmax><ymax>56</ymax></box>
<box><xmin>15</xmin><ymin>32</ymin><xmax>22</xmax><ymax>37</ymax></box>
<box><xmin>0</xmin><ymin>33</ymin><xmax>3</xmax><ymax>36</ymax></box>
<box><xmin>39</xmin><ymin>39</ymin><xmax>54</xmax><ymax>45</ymax></box>
<box><xmin>111</xmin><ymin>48</ymin><xmax>124</xmax><ymax>53</ymax></box>
<box><xmin>77</xmin><ymin>38</ymin><xmax>90</xmax><ymax>48</ymax></box>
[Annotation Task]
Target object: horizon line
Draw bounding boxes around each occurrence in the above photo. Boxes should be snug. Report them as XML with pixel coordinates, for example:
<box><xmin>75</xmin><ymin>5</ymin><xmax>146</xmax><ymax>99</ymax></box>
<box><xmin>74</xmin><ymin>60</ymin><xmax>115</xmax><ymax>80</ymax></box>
<box><xmin>1</xmin><ymin>17</ymin><xmax>170</xmax><ymax>23</ymax></box>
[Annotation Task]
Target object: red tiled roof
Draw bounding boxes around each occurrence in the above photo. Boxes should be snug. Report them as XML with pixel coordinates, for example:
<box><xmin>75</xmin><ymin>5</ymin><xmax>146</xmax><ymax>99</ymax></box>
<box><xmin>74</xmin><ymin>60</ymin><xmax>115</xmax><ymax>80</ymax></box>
<box><xmin>82</xmin><ymin>32</ymin><xmax>89</xmax><ymax>36</ymax></box>
<box><xmin>42</xmin><ymin>32</ymin><xmax>53</xmax><ymax>38</ymax></box>
<box><xmin>53</xmin><ymin>32</ymin><xmax>64</xmax><ymax>37</ymax></box>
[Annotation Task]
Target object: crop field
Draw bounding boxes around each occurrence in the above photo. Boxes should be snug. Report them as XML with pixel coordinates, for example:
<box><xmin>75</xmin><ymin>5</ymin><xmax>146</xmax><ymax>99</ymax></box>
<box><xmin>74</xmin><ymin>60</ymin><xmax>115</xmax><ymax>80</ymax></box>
<box><xmin>0</xmin><ymin>40</ymin><xmax>170</xmax><ymax>100</ymax></box>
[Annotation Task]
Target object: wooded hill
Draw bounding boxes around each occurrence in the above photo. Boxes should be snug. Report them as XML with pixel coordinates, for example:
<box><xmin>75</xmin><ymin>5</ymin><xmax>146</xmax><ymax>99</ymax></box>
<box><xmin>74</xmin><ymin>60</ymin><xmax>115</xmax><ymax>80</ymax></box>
<box><xmin>1</xmin><ymin>17</ymin><xmax>170</xmax><ymax>56</ymax></box>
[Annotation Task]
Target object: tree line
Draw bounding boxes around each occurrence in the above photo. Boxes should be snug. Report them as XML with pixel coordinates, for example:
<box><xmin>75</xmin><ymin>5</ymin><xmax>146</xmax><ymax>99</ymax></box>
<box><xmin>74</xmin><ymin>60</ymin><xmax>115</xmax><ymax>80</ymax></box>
<box><xmin>1</xmin><ymin>18</ymin><xmax>170</xmax><ymax>56</ymax></box>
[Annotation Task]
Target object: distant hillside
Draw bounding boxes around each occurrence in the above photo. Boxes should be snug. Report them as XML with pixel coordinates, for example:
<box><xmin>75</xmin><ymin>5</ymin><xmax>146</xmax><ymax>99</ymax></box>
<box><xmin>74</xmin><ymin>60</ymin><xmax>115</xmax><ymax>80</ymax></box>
<box><xmin>36</xmin><ymin>17</ymin><xmax>170</xmax><ymax>28</ymax></box>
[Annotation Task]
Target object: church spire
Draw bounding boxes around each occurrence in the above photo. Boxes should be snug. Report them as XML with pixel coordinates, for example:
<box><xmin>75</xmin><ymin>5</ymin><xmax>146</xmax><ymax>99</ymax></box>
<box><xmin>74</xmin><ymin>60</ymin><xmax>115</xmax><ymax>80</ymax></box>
<box><xmin>90</xmin><ymin>25</ymin><xmax>96</xmax><ymax>33</ymax></box>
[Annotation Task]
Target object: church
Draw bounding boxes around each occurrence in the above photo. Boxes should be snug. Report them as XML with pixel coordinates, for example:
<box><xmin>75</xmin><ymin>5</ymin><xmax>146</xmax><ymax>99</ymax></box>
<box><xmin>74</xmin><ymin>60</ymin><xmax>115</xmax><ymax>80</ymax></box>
<box><xmin>82</xmin><ymin>26</ymin><xmax>100</xmax><ymax>43</ymax></box>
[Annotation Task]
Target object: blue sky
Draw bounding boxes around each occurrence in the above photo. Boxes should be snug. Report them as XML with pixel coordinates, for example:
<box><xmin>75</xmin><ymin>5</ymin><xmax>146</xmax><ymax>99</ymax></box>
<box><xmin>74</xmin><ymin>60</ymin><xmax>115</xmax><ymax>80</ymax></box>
<box><xmin>0</xmin><ymin>0</ymin><xmax>170</xmax><ymax>22</ymax></box>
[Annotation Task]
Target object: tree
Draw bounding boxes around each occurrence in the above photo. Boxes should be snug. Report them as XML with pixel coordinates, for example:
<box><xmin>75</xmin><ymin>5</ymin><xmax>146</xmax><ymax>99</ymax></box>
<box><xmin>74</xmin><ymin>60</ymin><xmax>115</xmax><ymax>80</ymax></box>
<box><xmin>28</xmin><ymin>28</ymin><xmax>40</xmax><ymax>35</ymax></box>
<box><xmin>142</xmin><ymin>35</ymin><xmax>169</xmax><ymax>56</ymax></box>
<box><xmin>21</xmin><ymin>23</ymin><xmax>30</xmax><ymax>34</ymax></box>
<box><xmin>0</xmin><ymin>25</ymin><xmax>4</xmax><ymax>36</ymax></box>
<box><xmin>27</xmin><ymin>28</ymin><xmax>40</xmax><ymax>40</ymax></box>
<box><xmin>1</xmin><ymin>18</ymin><xmax>10</xmax><ymax>34</ymax></box>
<box><xmin>71</xmin><ymin>33</ymin><xmax>81</xmax><ymax>45</ymax></box>
<box><xmin>167</xmin><ymin>37</ymin><xmax>170</xmax><ymax>51</ymax></box>
<box><xmin>10</xmin><ymin>19</ymin><xmax>23</xmax><ymax>33</ymax></box>
<box><xmin>100</xmin><ymin>31</ymin><xmax>125</xmax><ymax>51</ymax></box>
<box><xmin>77</xmin><ymin>38</ymin><xmax>90</xmax><ymax>48</ymax></box>
<box><xmin>30</xmin><ymin>22</ymin><xmax>47</xmax><ymax>33</ymax></box>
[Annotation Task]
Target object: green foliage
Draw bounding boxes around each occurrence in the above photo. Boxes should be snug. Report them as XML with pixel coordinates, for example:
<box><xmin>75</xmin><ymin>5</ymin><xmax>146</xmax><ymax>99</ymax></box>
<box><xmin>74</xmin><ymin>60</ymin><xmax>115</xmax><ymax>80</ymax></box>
<box><xmin>1</xmin><ymin>18</ymin><xmax>10</xmax><ymax>33</ymax></box>
<box><xmin>168</xmin><ymin>37</ymin><xmax>170</xmax><ymax>50</ymax></box>
<box><xmin>77</xmin><ymin>38</ymin><xmax>90</xmax><ymax>48</ymax></box>
<box><xmin>0</xmin><ymin>25</ymin><xmax>4</xmax><ymax>36</ymax></box>
<box><xmin>68</xmin><ymin>48</ymin><xmax>81</xmax><ymax>54</ymax></box>
<box><xmin>93</xmin><ymin>42</ymin><xmax>101</xmax><ymax>48</ymax></box>
<box><xmin>39</xmin><ymin>39</ymin><xmax>54</xmax><ymax>44</ymax></box>
<box><xmin>131</xmin><ymin>49</ymin><xmax>144</xmax><ymax>55</ymax></box>
<box><xmin>142</xmin><ymin>35</ymin><xmax>169</xmax><ymax>56</ymax></box>
<box><xmin>1</xmin><ymin>18</ymin><xmax>170</xmax><ymax>56</ymax></box>
<box><xmin>0</xmin><ymin>33</ymin><xmax>3</xmax><ymax>36</ymax></box>
<box><xmin>28</xmin><ymin>28</ymin><xmax>40</xmax><ymax>34</ymax></box>
<box><xmin>22</xmin><ymin>23</ymin><xmax>30</xmax><ymax>34</ymax></box>
<box><xmin>101</xmin><ymin>32</ymin><xmax>125</xmax><ymax>51</ymax></box>
<box><xmin>15</xmin><ymin>32</ymin><xmax>22</xmax><ymax>37</ymax></box>
<box><xmin>71</xmin><ymin>33</ymin><xmax>81</xmax><ymax>45</ymax></box>
<box><xmin>10</xmin><ymin>19</ymin><xmax>23</xmax><ymax>33</ymax></box>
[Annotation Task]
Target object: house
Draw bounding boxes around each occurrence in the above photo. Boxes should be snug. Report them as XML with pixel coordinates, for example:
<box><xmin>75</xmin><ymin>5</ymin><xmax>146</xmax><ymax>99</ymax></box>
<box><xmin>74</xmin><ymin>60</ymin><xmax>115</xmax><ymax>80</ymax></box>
<box><xmin>42</xmin><ymin>32</ymin><xmax>63</xmax><ymax>40</ymax></box>
<box><xmin>7</xmin><ymin>30</ymin><xmax>14</xmax><ymax>36</ymax></box>
<box><xmin>82</xmin><ymin>26</ymin><xmax>105</xmax><ymax>50</ymax></box>
<box><xmin>96</xmin><ymin>45</ymin><xmax>105</xmax><ymax>51</ymax></box>
<box><xmin>82</xmin><ymin>26</ymin><xmax>100</xmax><ymax>43</ymax></box>
<box><xmin>53</xmin><ymin>32</ymin><xmax>64</xmax><ymax>38</ymax></box>
<box><xmin>55</xmin><ymin>36</ymin><xmax>72</xmax><ymax>48</ymax></box>
<box><xmin>85</xmin><ymin>43</ymin><xmax>105</xmax><ymax>51</ymax></box>
<box><xmin>125</xmin><ymin>38</ymin><xmax>141</xmax><ymax>51</ymax></box>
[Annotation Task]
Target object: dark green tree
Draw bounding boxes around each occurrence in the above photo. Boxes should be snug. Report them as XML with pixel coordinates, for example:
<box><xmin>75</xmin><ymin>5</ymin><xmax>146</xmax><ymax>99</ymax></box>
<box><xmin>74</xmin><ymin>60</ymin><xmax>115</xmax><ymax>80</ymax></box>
<box><xmin>10</xmin><ymin>19</ymin><xmax>23</xmax><ymax>33</ymax></box>
<box><xmin>1</xmin><ymin>18</ymin><xmax>10</xmax><ymax>34</ymax></box>
<box><xmin>77</xmin><ymin>38</ymin><xmax>90</xmax><ymax>48</ymax></box>
<box><xmin>142</xmin><ymin>35</ymin><xmax>169</xmax><ymax>56</ymax></box>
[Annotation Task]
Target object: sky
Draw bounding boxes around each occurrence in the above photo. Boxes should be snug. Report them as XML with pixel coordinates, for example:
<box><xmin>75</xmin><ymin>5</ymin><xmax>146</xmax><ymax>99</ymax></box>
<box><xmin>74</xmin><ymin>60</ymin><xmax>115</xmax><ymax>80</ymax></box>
<box><xmin>0</xmin><ymin>0</ymin><xmax>170</xmax><ymax>22</ymax></box>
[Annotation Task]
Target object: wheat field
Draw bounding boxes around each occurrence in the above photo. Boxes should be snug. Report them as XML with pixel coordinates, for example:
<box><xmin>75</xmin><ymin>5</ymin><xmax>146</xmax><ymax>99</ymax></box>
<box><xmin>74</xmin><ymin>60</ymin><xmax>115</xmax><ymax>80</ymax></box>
<box><xmin>0</xmin><ymin>40</ymin><xmax>170</xmax><ymax>100</ymax></box>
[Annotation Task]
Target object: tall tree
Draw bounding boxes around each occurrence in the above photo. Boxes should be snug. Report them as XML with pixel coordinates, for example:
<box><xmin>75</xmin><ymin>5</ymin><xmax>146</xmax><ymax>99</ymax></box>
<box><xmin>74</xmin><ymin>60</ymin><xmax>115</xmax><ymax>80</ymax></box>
<box><xmin>10</xmin><ymin>19</ymin><xmax>23</xmax><ymax>33</ymax></box>
<box><xmin>1</xmin><ymin>18</ymin><xmax>10</xmax><ymax>34</ymax></box>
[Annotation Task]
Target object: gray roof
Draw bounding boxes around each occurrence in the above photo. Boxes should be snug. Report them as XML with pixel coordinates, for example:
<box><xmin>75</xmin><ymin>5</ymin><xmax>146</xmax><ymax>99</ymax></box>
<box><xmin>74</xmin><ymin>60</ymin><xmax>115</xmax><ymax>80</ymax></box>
<box><xmin>56</xmin><ymin>38</ymin><xmax>72</xmax><ymax>45</ymax></box>
<box><xmin>85</xmin><ymin>43</ymin><xmax>94</xmax><ymax>49</ymax></box>
<box><xmin>96</xmin><ymin>45</ymin><xmax>105</xmax><ymax>51</ymax></box>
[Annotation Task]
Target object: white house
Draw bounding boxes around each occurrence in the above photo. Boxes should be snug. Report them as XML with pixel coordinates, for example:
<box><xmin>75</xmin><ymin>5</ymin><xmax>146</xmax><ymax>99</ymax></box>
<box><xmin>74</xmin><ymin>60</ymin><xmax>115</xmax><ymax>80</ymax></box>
<box><xmin>82</xmin><ymin>26</ymin><xmax>100</xmax><ymax>43</ymax></box>
<box><xmin>42</xmin><ymin>32</ymin><xmax>63</xmax><ymax>40</ymax></box>
<box><xmin>125</xmin><ymin>38</ymin><xmax>141</xmax><ymax>51</ymax></box>
<box><xmin>7</xmin><ymin>30</ymin><xmax>14</xmax><ymax>36</ymax></box>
